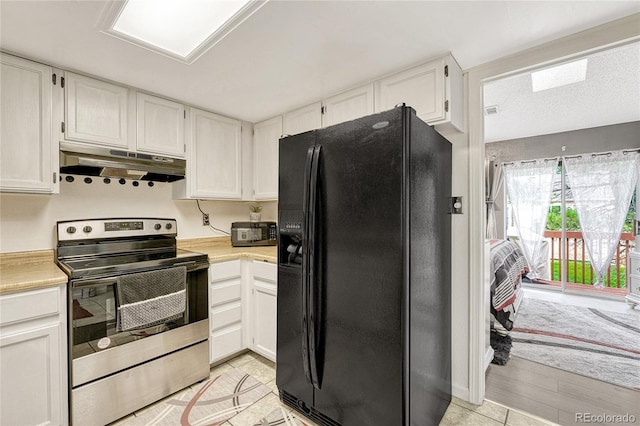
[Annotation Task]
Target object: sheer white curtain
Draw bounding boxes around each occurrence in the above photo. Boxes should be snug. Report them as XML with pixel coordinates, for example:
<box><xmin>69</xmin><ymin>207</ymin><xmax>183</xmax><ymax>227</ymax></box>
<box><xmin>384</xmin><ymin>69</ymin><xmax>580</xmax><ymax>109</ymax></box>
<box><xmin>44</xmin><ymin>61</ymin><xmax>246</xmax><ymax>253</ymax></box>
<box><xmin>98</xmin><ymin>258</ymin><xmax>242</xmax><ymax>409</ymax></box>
<box><xmin>485</xmin><ymin>159</ymin><xmax>504</xmax><ymax>239</ymax></box>
<box><xmin>564</xmin><ymin>151</ymin><xmax>639</xmax><ymax>287</ymax></box>
<box><xmin>504</xmin><ymin>159</ymin><xmax>559</xmax><ymax>279</ymax></box>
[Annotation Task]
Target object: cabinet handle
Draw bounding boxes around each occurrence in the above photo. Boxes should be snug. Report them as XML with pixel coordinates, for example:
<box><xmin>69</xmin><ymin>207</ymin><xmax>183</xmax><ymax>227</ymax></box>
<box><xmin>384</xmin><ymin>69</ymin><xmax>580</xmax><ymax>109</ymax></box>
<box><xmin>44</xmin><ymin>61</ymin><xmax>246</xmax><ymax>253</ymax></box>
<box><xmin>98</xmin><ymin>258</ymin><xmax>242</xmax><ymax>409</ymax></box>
<box><xmin>53</xmin><ymin>172</ymin><xmax>57</xmax><ymax>184</ymax></box>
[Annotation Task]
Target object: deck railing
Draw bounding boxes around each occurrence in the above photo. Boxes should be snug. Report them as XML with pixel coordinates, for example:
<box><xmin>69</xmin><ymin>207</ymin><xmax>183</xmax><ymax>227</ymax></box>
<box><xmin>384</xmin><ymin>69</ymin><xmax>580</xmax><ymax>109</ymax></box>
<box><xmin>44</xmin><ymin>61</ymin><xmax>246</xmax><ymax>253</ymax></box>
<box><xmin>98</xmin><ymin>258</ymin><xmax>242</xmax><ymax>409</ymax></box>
<box><xmin>544</xmin><ymin>231</ymin><xmax>635</xmax><ymax>288</ymax></box>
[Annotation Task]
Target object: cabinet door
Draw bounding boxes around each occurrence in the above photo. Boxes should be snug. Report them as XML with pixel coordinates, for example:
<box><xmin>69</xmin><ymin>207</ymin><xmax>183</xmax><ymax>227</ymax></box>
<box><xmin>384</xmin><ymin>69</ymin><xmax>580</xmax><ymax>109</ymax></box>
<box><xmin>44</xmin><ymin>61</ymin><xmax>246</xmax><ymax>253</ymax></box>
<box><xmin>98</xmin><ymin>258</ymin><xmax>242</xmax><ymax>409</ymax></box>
<box><xmin>209</xmin><ymin>261</ymin><xmax>243</xmax><ymax>363</ymax></box>
<box><xmin>65</xmin><ymin>72</ymin><xmax>128</xmax><ymax>148</ymax></box>
<box><xmin>189</xmin><ymin>108</ymin><xmax>242</xmax><ymax>199</ymax></box>
<box><xmin>136</xmin><ymin>93</ymin><xmax>185</xmax><ymax>157</ymax></box>
<box><xmin>0</xmin><ymin>286</ymin><xmax>66</xmax><ymax>426</ymax></box>
<box><xmin>0</xmin><ymin>54</ymin><xmax>59</xmax><ymax>193</ymax></box>
<box><xmin>253</xmin><ymin>116</ymin><xmax>282</xmax><ymax>200</ymax></box>
<box><xmin>375</xmin><ymin>57</ymin><xmax>445</xmax><ymax>123</ymax></box>
<box><xmin>252</xmin><ymin>262</ymin><xmax>277</xmax><ymax>362</ymax></box>
<box><xmin>283</xmin><ymin>101</ymin><xmax>322</xmax><ymax>136</ymax></box>
<box><xmin>0</xmin><ymin>324</ymin><xmax>64</xmax><ymax>426</ymax></box>
<box><xmin>322</xmin><ymin>84</ymin><xmax>374</xmax><ymax>127</ymax></box>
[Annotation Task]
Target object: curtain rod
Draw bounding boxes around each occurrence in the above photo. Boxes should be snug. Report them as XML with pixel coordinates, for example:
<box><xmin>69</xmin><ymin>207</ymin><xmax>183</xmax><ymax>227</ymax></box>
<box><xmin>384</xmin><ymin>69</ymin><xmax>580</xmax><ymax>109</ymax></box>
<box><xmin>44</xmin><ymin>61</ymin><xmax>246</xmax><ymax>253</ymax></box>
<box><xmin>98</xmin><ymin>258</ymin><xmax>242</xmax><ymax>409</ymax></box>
<box><xmin>502</xmin><ymin>157</ymin><xmax>558</xmax><ymax>166</ymax></box>
<box><xmin>565</xmin><ymin>148</ymin><xmax>640</xmax><ymax>160</ymax></box>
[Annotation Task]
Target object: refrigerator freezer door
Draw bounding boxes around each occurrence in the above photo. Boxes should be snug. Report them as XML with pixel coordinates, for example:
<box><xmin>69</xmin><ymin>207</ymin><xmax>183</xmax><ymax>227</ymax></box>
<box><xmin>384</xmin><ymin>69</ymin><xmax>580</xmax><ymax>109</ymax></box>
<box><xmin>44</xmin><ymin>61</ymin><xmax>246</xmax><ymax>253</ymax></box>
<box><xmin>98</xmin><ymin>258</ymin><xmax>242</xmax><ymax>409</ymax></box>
<box><xmin>277</xmin><ymin>131</ymin><xmax>316</xmax><ymax>412</ymax></box>
<box><xmin>311</xmin><ymin>109</ymin><xmax>406</xmax><ymax>425</ymax></box>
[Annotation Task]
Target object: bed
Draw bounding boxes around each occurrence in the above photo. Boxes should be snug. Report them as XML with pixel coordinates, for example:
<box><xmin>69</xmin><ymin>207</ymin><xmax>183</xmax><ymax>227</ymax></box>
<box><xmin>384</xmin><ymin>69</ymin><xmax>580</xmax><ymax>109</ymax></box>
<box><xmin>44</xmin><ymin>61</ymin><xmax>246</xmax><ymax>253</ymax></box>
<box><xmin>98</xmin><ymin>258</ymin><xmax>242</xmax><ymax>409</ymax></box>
<box><xmin>489</xmin><ymin>239</ymin><xmax>528</xmax><ymax>335</ymax></box>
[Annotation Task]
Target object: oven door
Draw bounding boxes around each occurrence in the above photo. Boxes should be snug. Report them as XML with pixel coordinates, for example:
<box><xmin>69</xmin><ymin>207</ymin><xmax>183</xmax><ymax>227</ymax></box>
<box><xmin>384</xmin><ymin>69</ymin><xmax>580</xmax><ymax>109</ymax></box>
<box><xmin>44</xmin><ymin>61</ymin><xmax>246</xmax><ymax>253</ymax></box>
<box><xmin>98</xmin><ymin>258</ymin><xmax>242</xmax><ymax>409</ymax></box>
<box><xmin>69</xmin><ymin>264</ymin><xmax>209</xmax><ymax>388</ymax></box>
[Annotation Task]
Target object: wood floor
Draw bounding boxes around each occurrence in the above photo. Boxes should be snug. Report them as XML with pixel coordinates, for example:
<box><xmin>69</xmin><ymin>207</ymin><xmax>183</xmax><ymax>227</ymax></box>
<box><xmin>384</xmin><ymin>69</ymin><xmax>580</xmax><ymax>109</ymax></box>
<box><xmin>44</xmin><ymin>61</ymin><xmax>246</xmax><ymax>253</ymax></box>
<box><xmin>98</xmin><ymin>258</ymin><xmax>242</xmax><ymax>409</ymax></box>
<box><xmin>486</xmin><ymin>356</ymin><xmax>640</xmax><ymax>426</ymax></box>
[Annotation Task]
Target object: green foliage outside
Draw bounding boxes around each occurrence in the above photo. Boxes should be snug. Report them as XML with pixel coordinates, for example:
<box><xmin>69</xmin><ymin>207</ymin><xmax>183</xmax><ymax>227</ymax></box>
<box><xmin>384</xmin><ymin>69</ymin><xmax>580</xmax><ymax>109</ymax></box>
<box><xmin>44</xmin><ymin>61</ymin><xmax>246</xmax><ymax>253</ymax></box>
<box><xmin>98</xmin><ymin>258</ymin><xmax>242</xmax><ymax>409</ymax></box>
<box><xmin>546</xmin><ymin>193</ymin><xmax>636</xmax><ymax>233</ymax></box>
<box><xmin>544</xmin><ymin>192</ymin><xmax>634</xmax><ymax>288</ymax></box>
<box><xmin>550</xmin><ymin>260</ymin><xmax>626</xmax><ymax>288</ymax></box>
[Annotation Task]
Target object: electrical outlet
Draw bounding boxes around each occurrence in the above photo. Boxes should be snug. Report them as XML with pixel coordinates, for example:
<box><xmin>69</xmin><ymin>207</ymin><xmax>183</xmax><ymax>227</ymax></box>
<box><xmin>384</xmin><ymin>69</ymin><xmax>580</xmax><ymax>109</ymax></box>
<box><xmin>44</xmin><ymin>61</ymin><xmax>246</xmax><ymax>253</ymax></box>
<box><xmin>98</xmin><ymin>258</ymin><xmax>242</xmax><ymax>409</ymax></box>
<box><xmin>202</xmin><ymin>213</ymin><xmax>210</xmax><ymax>226</ymax></box>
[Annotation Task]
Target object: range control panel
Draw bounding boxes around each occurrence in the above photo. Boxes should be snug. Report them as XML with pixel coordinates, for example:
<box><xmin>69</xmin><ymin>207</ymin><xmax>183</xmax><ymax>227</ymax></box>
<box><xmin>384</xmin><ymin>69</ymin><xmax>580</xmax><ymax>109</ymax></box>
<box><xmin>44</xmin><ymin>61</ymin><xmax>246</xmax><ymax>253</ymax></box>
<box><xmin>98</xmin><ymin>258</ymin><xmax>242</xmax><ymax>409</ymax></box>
<box><xmin>57</xmin><ymin>218</ymin><xmax>177</xmax><ymax>241</ymax></box>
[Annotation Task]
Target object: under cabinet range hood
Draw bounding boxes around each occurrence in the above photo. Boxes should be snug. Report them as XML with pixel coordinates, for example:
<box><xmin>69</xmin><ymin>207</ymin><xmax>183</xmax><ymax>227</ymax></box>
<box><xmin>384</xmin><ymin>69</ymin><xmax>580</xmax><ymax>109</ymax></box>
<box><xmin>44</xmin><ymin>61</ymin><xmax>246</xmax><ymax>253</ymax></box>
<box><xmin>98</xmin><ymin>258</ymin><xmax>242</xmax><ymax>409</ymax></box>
<box><xmin>59</xmin><ymin>141</ymin><xmax>186</xmax><ymax>182</ymax></box>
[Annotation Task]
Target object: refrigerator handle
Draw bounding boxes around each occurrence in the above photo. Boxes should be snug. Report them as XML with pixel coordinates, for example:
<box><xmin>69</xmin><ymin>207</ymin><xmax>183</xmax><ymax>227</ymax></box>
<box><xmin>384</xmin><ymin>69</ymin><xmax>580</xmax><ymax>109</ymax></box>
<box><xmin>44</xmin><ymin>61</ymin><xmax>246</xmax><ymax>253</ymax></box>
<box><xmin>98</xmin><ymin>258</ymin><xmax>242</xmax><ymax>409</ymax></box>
<box><xmin>308</xmin><ymin>145</ymin><xmax>322</xmax><ymax>389</ymax></box>
<box><xmin>301</xmin><ymin>145</ymin><xmax>315</xmax><ymax>386</ymax></box>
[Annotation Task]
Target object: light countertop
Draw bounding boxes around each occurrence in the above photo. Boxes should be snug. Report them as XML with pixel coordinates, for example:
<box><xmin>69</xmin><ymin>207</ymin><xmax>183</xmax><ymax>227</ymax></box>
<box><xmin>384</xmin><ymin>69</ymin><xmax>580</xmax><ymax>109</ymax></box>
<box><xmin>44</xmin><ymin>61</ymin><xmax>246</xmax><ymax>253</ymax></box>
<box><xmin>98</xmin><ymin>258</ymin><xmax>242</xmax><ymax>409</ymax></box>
<box><xmin>0</xmin><ymin>238</ymin><xmax>276</xmax><ymax>295</ymax></box>
<box><xmin>0</xmin><ymin>250</ymin><xmax>68</xmax><ymax>295</ymax></box>
<box><xmin>177</xmin><ymin>237</ymin><xmax>277</xmax><ymax>264</ymax></box>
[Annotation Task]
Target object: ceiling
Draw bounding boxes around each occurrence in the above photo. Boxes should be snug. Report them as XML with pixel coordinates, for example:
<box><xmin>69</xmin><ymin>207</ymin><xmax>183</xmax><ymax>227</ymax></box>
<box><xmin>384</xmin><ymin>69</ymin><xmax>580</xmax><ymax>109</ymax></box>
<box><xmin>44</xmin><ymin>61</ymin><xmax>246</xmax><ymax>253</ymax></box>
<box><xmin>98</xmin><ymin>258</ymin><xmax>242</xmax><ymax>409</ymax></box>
<box><xmin>1</xmin><ymin>1</ymin><xmax>639</xmax><ymax>125</ymax></box>
<box><xmin>484</xmin><ymin>41</ymin><xmax>640</xmax><ymax>142</ymax></box>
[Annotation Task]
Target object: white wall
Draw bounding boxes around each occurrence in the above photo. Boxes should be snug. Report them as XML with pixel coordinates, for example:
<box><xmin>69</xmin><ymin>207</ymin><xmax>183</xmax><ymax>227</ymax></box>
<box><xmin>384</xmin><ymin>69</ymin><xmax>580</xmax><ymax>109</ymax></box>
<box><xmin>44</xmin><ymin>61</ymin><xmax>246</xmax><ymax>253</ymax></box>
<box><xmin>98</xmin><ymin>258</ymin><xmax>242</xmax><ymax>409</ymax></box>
<box><xmin>0</xmin><ymin>179</ymin><xmax>277</xmax><ymax>252</ymax></box>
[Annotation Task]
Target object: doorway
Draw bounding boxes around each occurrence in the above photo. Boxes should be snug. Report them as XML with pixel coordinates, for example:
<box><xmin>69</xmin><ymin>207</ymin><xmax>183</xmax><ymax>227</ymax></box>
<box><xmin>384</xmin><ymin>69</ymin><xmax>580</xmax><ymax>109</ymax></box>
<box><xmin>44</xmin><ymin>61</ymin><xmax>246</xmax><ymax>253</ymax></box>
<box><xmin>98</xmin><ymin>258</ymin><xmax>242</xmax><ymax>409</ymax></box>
<box><xmin>479</xmin><ymin>37</ymin><xmax>640</xmax><ymax>414</ymax></box>
<box><xmin>465</xmin><ymin>16</ymin><xmax>640</xmax><ymax>407</ymax></box>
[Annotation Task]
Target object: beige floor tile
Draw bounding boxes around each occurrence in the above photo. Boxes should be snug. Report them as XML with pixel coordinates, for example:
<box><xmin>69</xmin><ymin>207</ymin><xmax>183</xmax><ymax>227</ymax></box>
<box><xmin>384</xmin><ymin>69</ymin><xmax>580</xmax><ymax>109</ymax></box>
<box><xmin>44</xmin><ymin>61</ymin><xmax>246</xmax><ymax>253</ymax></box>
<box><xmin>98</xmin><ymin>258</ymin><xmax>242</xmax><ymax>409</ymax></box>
<box><xmin>266</xmin><ymin>378</ymin><xmax>279</xmax><ymax>395</ymax></box>
<box><xmin>507</xmin><ymin>409</ymin><xmax>560</xmax><ymax>426</ymax></box>
<box><xmin>209</xmin><ymin>361</ymin><xmax>235</xmax><ymax>379</ymax></box>
<box><xmin>107</xmin><ymin>414</ymin><xmax>135</xmax><ymax>425</ymax></box>
<box><xmin>227</xmin><ymin>351</ymin><xmax>264</xmax><ymax>367</ymax></box>
<box><xmin>451</xmin><ymin>397</ymin><xmax>509</xmax><ymax>423</ymax></box>
<box><xmin>227</xmin><ymin>393</ymin><xmax>286</xmax><ymax>425</ymax></box>
<box><xmin>236</xmin><ymin>356</ymin><xmax>276</xmax><ymax>384</ymax></box>
<box><xmin>439</xmin><ymin>403</ymin><xmax>504</xmax><ymax>426</ymax></box>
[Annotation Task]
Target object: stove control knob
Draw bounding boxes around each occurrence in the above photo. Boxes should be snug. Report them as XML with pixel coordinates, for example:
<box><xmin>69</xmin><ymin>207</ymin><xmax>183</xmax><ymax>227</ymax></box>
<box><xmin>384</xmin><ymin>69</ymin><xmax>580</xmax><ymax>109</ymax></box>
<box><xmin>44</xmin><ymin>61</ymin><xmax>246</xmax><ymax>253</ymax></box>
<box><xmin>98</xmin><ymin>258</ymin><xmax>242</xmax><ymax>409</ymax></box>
<box><xmin>66</xmin><ymin>226</ymin><xmax>76</xmax><ymax>234</ymax></box>
<box><xmin>83</xmin><ymin>226</ymin><xmax>92</xmax><ymax>233</ymax></box>
<box><xmin>154</xmin><ymin>223</ymin><xmax>162</xmax><ymax>230</ymax></box>
<box><xmin>165</xmin><ymin>223</ymin><xmax>173</xmax><ymax>230</ymax></box>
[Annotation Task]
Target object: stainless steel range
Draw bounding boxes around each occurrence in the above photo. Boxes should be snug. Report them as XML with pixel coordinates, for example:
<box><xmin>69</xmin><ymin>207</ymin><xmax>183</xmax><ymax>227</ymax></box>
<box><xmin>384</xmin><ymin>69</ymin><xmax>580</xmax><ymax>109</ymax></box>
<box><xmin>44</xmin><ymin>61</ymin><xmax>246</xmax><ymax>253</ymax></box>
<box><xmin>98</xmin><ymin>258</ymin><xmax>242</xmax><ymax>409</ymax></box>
<box><xmin>55</xmin><ymin>218</ymin><xmax>210</xmax><ymax>426</ymax></box>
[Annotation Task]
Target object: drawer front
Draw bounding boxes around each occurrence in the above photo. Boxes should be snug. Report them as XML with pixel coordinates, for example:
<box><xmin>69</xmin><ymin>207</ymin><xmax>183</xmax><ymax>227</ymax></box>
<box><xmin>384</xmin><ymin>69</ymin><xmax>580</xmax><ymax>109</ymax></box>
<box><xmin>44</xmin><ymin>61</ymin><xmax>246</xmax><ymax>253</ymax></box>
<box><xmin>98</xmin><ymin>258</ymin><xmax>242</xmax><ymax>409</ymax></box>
<box><xmin>0</xmin><ymin>287</ymin><xmax>60</xmax><ymax>326</ymax></box>
<box><xmin>210</xmin><ymin>324</ymin><xmax>243</xmax><ymax>362</ymax></box>
<box><xmin>253</xmin><ymin>261</ymin><xmax>277</xmax><ymax>283</ymax></box>
<box><xmin>628</xmin><ymin>275</ymin><xmax>640</xmax><ymax>295</ymax></box>
<box><xmin>210</xmin><ymin>260</ymin><xmax>241</xmax><ymax>282</ymax></box>
<box><xmin>629</xmin><ymin>252</ymin><xmax>640</xmax><ymax>276</ymax></box>
<box><xmin>210</xmin><ymin>280</ymin><xmax>241</xmax><ymax>306</ymax></box>
<box><xmin>211</xmin><ymin>303</ymin><xmax>242</xmax><ymax>331</ymax></box>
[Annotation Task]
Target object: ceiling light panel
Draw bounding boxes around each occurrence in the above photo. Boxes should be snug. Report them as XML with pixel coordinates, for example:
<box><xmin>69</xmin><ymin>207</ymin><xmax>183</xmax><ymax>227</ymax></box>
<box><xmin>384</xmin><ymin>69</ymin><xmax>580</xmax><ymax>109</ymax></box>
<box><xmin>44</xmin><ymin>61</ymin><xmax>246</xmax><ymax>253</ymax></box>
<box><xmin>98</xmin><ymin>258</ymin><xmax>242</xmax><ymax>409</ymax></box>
<box><xmin>531</xmin><ymin>59</ymin><xmax>588</xmax><ymax>92</ymax></box>
<box><xmin>102</xmin><ymin>0</ymin><xmax>264</xmax><ymax>64</ymax></box>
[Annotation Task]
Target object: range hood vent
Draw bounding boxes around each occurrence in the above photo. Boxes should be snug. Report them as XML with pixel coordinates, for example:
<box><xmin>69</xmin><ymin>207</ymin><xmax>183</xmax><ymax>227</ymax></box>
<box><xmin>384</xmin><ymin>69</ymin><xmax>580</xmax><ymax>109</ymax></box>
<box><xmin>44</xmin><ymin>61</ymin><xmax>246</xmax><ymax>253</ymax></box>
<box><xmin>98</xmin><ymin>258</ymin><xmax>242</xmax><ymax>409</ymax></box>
<box><xmin>60</xmin><ymin>141</ymin><xmax>186</xmax><ymax>182</ymax></box>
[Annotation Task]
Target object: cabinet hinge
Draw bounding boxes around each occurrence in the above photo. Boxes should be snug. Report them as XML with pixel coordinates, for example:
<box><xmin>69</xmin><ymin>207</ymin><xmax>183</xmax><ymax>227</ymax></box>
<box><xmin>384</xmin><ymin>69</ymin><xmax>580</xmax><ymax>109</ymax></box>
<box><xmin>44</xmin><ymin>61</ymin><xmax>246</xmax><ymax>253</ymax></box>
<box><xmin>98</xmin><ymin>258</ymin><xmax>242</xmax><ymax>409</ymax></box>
<box><xmin>61</xmin><ymin>122</ymin><xmax>65</xmax><ymax>133</ymax></box>
<box><xmin>61</xmin><ymin>76</ymin><xmax>65</xmax><ymax>88</ymax></box>
<box><xmin>444</xmin><ymin>100</ymin><xmax>449</xmax><ymax>113</ymax></box>
<box><xmin>184</xmin><ymin>144</ymin><xmax>186</xmax><ymax>153</ymax></box>
<box><xmin>52</xmin><ymin>73</ymin><xmax>56</xmax><ymax>85</ymax></box>
<box><xmin>444</xmin><ymin>65</ymin><xmax>449</xmax><ymax>77</ymax></box>
<box><xmin>53</xmin><ymin>172</ymin><xmax>57</xmax><ymax>184</ymax></box>
<box><xmin>321</xmin><ymin>106</ymin><xmax>325</xmax><ymax>115</ymax></box>
<box><xmin>184</xmin><ymin>110</ymin><xmax>186</xmax><ymax>119</ymax></box>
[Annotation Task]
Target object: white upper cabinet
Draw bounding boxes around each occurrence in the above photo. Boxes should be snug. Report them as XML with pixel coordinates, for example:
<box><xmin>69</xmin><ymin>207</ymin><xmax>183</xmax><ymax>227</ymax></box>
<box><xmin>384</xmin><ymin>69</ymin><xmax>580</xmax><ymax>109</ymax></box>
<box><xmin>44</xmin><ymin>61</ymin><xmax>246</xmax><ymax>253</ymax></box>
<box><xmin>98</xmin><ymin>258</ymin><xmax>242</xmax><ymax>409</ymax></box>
<box><xmin>0</xmin><ymin>53</ymin><xmax>61</xmax><ymax>194</ymax></box>
<box><xmin>253</xmin><ymin>116</ymin><xmax>282</xmax><ymax>200</ymax></box>
<box><xmin>136</xmin><ymin>93</ymin><xmax>185</xmax><ymax>157</ymax></box>
<box><xmin>321</xmin><ymin>84</ymin><xmax>375</xmax><ymax>128</ymax></box>
<box><xmin>283</xmin><ymin>101</ymin><xmax>322</xmax><ymax>136</ymax></box>
<box><xmin>174</xmin><ymin>107</ymin><xmax>242</xmax><ymax>200</ymax></box>
<box><xmin>375</xmin><ymin>54</ymin><xmax>463</xmax><ymax>131</ymax></box>
<box><xmin>65</xmin><ymin>72</ymin><xmax>129</xmax><ymax>148</ymax></box>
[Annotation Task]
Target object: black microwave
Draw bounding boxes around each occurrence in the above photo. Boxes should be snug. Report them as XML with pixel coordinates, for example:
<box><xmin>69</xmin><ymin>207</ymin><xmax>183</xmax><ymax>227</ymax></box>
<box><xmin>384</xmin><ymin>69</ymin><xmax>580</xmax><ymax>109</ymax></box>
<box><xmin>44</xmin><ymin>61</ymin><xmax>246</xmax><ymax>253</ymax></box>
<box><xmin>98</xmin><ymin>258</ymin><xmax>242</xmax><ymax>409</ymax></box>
<box><xmin>231</xmin><ymin>222</ymin><xmax>277</xmax><ymax>247</ymax></box>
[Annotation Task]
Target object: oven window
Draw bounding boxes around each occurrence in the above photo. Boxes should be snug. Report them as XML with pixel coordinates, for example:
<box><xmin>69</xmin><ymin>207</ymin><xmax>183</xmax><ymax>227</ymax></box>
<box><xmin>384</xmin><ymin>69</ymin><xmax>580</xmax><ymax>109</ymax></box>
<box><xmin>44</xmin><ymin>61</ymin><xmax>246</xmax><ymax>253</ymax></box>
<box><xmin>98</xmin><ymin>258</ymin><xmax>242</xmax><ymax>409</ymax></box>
<box><xmin>71</xmin><ymin>283</ymin><xmax>184</xmax><ymax>360</ymax></box>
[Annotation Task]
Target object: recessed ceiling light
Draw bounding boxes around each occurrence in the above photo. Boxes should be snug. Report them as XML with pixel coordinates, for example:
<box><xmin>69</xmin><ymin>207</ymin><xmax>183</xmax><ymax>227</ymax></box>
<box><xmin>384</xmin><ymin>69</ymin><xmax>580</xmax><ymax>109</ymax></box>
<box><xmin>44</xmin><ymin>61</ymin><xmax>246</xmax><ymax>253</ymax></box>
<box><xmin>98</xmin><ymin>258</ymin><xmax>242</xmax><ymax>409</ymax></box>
<box><xmin>101</xmin><ymin>0</ymin><xmax>266</xmax><ymax>64</ymax></box>
<box><xmin>531</xmin><ymin>59</ymin><xmax>588</xmax><ymax>92</ymax></box>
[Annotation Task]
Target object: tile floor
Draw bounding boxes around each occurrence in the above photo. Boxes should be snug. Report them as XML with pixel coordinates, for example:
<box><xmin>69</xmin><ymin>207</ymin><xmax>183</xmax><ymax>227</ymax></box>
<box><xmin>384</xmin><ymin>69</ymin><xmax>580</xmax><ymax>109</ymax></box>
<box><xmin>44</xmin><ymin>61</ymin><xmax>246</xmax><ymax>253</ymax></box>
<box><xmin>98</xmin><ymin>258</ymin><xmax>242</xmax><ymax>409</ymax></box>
<box><xmin>112</xmin><ymin>351</ymin><xmax>558</xmax><ymax>426</ymax></box>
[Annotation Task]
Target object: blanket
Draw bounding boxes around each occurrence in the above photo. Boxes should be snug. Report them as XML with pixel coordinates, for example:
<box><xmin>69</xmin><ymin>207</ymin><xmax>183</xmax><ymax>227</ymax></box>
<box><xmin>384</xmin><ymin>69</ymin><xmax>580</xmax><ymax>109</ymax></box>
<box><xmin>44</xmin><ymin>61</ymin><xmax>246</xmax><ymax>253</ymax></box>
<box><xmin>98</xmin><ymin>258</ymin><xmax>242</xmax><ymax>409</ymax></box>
<box><xmin>489</xmin><ymin>239</ymin><xmax>528</xmax><ymax>331</ymax></box>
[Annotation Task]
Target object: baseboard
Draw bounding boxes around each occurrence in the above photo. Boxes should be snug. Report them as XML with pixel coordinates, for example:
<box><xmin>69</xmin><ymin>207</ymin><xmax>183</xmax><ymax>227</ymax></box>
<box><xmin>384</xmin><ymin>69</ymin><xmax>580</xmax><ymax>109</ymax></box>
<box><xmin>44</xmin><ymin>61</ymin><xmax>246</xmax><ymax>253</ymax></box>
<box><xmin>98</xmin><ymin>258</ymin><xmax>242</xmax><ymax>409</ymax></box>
<box><xmin>484</xmin><ymin>347</ymin><xmax>495</xmax><ymax>371</ymax></box>
<box><xmin>452</xmin><ymin>383</ymin><xmax>470</xmax><ymax>402</ymax></box>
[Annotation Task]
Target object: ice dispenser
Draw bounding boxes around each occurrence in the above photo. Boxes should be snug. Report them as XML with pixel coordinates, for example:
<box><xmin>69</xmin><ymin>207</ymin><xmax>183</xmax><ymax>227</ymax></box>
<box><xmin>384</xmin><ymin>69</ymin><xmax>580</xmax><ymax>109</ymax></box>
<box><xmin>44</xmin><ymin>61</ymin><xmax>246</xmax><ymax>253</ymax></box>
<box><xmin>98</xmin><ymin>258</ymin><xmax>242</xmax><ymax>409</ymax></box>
<box><xmin>278</xmin><ymin>210</ymin><xmax>303</xmax><ymax>267</ymax></box>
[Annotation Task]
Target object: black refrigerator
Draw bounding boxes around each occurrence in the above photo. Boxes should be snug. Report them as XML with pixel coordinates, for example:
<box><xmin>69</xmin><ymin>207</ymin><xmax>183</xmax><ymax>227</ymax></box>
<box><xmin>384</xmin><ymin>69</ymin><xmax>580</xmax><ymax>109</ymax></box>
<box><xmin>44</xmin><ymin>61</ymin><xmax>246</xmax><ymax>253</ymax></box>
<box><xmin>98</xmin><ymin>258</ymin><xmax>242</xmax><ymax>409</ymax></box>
<box><xmin>277</xmin><ymin>106</ymin><xmax>451</xmax><ymax>426</ymax></box>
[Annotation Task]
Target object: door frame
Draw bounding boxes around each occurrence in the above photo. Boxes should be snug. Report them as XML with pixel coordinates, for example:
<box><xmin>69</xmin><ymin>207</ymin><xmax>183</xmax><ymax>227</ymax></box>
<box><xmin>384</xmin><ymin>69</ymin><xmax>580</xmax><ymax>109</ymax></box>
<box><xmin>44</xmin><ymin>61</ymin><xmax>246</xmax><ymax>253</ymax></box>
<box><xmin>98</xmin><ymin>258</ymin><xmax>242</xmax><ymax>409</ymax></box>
<box><xmin>466</xmin><ymin>13</ymin><xmax>640</xmax><ymax>405</ymax></box>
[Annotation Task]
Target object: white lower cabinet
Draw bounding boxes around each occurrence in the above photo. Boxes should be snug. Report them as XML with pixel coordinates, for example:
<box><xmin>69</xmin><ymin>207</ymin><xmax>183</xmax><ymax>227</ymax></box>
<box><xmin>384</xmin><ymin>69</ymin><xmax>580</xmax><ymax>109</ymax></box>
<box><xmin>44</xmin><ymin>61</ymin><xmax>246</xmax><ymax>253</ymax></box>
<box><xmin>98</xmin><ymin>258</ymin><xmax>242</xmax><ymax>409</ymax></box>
<box><xmin>251</xmin><ymin>262</ymin><xmax>277</xmax><ymax>362</ymax></box>
<box><xmin>209</xmin><ymin>259</ymin><xmax>277</xmax><ymax>364</ymax></box>
<box><xmin>0</xmin><ymin>285</ymin><xmax>68</xmax><ymax>426</ymax></box>
<box><xmin>209</xmin><ymin>260</ymin><xmax>244</xmax><ymax>363</ymax></box>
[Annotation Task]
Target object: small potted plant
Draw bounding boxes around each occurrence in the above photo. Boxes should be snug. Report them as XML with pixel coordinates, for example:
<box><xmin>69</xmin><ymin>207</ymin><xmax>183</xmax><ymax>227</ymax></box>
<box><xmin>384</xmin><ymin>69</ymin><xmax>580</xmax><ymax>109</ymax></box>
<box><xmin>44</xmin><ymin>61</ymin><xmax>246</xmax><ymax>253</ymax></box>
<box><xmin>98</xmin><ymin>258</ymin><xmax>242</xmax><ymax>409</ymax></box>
<box><xmin>249</xmin><ymin>204</ymin><xmax>262</xmax><ymax>222</ymax></box>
